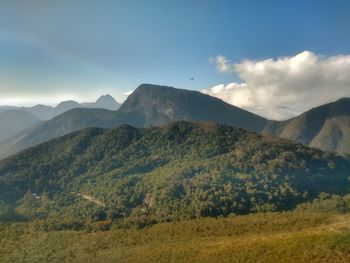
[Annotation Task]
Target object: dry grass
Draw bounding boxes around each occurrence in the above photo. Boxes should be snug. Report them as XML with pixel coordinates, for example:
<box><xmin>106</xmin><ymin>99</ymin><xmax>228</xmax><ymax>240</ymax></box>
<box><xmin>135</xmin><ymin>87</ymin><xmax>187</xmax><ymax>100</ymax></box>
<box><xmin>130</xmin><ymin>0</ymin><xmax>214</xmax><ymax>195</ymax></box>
<box><xmin>1</xmin><ymin>212</ymin><xmax>349</xmax><ymax>263</ymax></box>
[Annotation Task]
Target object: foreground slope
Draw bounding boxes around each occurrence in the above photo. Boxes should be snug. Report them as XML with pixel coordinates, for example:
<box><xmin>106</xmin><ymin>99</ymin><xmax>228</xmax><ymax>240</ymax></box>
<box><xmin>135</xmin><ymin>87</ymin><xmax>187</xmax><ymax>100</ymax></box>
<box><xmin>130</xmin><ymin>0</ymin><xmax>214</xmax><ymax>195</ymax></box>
<box><xmin>264</xmin><ymin>98</ymin><xmax>350</xmax><ymax>154</ymax></box>
<box><xmin>0</xmin><ymin>121</ymin><xmax>349</xmax><ymax>223</ymax></box>
<box><xmin>1</xmin><ymin>212</ymin><xmax>349</xmax><ymax>263</ymax></box>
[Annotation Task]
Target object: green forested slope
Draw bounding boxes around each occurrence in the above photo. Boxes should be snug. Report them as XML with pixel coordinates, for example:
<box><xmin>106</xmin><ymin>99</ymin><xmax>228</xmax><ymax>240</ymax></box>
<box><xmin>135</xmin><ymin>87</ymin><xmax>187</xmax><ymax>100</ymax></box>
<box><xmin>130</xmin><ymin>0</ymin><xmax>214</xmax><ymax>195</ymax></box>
<box><xmin>0</xmin><ymin>121</ymin><xmax>349</xmax><ymax>225</ymax></box>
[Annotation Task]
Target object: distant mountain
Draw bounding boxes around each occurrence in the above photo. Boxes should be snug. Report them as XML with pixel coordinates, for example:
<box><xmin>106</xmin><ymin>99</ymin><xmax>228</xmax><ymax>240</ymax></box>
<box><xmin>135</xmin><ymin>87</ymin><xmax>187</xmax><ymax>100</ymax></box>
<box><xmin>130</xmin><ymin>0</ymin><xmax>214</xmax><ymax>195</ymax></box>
<box><xmin>0</xmin><ymin>110</ymin><xmax>40</xmax><ymax>143</ymax></box>
<box><xmin>0</xmin><ymin>84</ymin><xmax>268</xmax><ymax>159</ymax></box>
<box><xmin>0</xmin><ymin>106</ymin><xmax>18</xmax><ymax>113</ymax></box>
<box><xmin>0</xmin><ymin>121</ymin><xmax>349</xmax><ymax>222</ymax></box>
<box><xmin>53</xmin><ymin>100</ymin><xmax>82</xmax><ymax>117</ymax></box>
<box><xmin>263</xmin><ymin>98</ymin><xmax>350</xmax><ymax>154</ymax></box>
<box><xmin>0</xmin><ymin>108</ymin><xmax>119</xmax><ymax>159</ymax></box>
<box><xmin>0</xmin><ymin>95</ymin><xmax>121</xmax><ymax>121</ymax></box>
<box><xmin>24</xmin><ymin>104</ymin><xmax>54</xmax><ymax>121</ymax></box>
<box><xmin>81</xmin><ymin>94</ymin><xmax>120</xmax><ymax>110</ymax></box>
<box><xmin>118</xmin><ymin>84</ymin><xmax>267</xmax><ymax>131</ymax></box>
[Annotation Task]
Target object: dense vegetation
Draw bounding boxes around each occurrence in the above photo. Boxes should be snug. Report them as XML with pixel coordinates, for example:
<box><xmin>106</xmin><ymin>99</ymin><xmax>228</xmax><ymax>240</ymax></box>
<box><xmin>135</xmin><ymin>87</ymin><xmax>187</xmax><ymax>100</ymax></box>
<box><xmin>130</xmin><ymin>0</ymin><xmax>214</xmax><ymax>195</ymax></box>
<box><xmin>0</xmin><ymin>121</ymin><xmax>349</xmax><ymax>227</ymax></box>
<box><xmin>297</xmin><ymin>193</ymin><xmax>350</xmax><ymax>213</ymax></box>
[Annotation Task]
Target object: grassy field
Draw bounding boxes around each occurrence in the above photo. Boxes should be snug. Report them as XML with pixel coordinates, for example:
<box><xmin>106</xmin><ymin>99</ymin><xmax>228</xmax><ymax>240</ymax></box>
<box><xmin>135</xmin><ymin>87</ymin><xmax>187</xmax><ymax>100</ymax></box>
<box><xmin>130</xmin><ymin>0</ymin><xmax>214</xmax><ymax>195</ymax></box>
<box><xmin>1</xmin><ymin>212</ymin><xmax>349</xmax><ymax>263</ymax></box>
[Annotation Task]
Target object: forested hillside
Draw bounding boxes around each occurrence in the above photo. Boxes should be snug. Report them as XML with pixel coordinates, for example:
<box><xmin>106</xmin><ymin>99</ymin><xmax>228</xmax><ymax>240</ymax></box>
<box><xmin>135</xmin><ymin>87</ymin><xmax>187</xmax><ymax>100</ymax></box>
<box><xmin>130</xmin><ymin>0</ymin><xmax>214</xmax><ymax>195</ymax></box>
<box><xmin>0</xmin><ymin>121</ymin><xmax>349</xmax><ymax>226</ymax></box>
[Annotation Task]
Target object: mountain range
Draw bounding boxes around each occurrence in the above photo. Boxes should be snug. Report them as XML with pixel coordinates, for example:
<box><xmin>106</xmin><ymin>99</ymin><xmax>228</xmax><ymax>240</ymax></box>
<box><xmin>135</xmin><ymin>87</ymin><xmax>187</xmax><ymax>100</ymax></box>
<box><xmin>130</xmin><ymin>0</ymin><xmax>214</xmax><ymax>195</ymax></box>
<box><xmin>0</xmin><ymin>94</ymin><xmax>120</xmax><ymax>153</ymax></box>
<box><xmin>1</xmin><ymin>121</ymin><xmax>348</xmax><ymax>223</ymax></box>
<box><xmin>0</xmin><ymin>84</ymin><xmax>350</xmax><ymax>160</ymax></box>
<box><xmin>0</xmin><ymin>84</ymin><xmax>267</xmax><ymax>159</ymax></box>
<box><xmin>1</xmin><ymin>94</ymin><xmax>120</xmax><ymax>121</ymax></box>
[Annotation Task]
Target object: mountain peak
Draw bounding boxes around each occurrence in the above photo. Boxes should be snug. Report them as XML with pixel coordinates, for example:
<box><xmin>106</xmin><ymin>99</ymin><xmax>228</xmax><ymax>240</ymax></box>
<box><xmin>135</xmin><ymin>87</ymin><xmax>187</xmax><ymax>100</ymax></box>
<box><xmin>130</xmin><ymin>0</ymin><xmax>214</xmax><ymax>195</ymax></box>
<box><xmin>95</xmin><ymin>94</ymin><xmax>120</xmax><ymax>110</ymax></box>
<box><xmin>136</xmin><ymin>83</ymin><xmax>175</xmax><ymax>91</ymax></box>
<box><xmin>96</xmin><ymin>94</ymin><xmax>115</xmax><ymax>102</ymax></box>
<box><xmin>55</xmin><ymin>100</ymin><xmax>80</xmax><ymax>108</ymax></box>
<box><xmin>131</xmin><ymin>84</ymin><xmax>182</xmax><ymax>97</ymax></box>
<box><xmin>119</xmin><ymin>84</ymin><xmax>267</xmax><ymax>132</ymax></box>
<box><xmin>335</xmin><ymin>97</ymin><xmax>350</xmax><ymax>103</ymax></box>
<box><xmin>328</xmin><ymin>97</ymin><xmax>350</xmax><ymax>117</ymax></box>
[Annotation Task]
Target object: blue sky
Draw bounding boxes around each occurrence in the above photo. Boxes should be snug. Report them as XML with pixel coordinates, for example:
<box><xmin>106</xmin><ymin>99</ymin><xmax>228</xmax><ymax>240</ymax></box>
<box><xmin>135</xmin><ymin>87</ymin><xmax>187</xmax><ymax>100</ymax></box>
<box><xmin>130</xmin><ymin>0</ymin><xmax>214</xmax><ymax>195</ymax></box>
<box><xmin>1</xmin><ymin>0</ymin><xmax>350</xmax><ymax>113</ymax></box>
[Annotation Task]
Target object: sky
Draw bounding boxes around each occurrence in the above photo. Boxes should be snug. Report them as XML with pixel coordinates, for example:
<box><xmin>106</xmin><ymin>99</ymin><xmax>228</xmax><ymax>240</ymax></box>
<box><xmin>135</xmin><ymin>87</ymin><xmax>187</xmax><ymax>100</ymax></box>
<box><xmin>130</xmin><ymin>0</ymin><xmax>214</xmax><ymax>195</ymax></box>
<box><xmin>1</xmin><ymin>0</ymin><xmax>350</xmax><ymax>119</ymax></box>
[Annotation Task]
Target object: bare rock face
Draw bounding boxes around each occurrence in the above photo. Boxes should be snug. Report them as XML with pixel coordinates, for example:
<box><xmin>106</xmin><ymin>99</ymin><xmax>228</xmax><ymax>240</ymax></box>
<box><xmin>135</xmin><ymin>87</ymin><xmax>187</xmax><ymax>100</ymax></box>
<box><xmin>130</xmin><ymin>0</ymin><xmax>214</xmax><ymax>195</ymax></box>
<box><xmin>118</xmin><ymin>84</ymin><xmax>268</xmax><ymax>131</ymax></box>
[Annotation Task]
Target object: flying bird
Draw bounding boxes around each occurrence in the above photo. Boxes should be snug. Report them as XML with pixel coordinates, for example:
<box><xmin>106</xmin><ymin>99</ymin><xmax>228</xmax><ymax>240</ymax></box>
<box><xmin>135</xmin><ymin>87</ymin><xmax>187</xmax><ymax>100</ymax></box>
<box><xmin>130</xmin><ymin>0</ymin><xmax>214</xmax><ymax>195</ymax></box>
<box><xmin>190</xmin><ymin>77</ymin><xmax>195</xmax><ymax>80</ymax></box>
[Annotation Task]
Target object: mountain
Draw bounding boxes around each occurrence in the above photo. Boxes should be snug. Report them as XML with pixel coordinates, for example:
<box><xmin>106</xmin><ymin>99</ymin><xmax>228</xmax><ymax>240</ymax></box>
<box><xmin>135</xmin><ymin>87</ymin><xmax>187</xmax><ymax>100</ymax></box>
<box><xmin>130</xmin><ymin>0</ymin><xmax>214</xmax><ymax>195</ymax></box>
<box><xmin>24</xmin><ymin>104</ymin><xmax>54</xmax><ymax>120</ymax></box>
<box><xmin>0</xmin><ymin>84</ymin><xmax>268</xmax><ymax>159</ymax></box>
<box><xmin>0</xmin><ymin>106</ymin><xmax>18</xmax><ymax>113</ymax></box>
<box><xmin>0</xmin><ymin>108</ymin><xmax>119</xmax><ymax>159</ymax></box>
<box><xmin>263</xmin><ymin>98</ymin><xmax>350</xmax><ymax>154</ymax></box>
<box><xmin>0</xmin><ymin>121</ymin><xmax>349</xmax><ymax>223</ymax></box>
<box><xmin>117</xmin><ymin>84</ymin><xmax>267</xmax><ymax>131</ymax></box>
<box><xmin>0</xmin><ymin>94</ymin><xmax>121</xmax><ymax>121</ymax></box>
<box><xmin>3</xmin><ymin>84</ymin><xmax>349</xmax><ymax>159</ymax></box>
<box><xmin>0</xmin><ymin>110</ymin><xmax>40</xmax><ymax>143</ymax></box>
<box><xmin>81</xmin><ymin>94</ymin><xmax>120</xmax><ymax>110</ymax></box>
<box><xmin>52</xmin><ymin>100</ymin><xmax>82</xmax><ymax>117</ymax></box>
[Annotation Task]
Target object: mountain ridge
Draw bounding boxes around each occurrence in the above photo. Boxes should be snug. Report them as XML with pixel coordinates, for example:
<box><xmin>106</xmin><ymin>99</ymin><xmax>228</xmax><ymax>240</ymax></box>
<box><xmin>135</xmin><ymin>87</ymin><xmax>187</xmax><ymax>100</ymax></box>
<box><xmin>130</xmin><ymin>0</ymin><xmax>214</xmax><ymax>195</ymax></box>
<box><xmin>0</xmin><ymin>94</ymin><xmax>121</xmax><ymax>121</ymax></box>
<box><xmin>263</xmin><ymin>97</ymin><xmax>350</xmax><ymax>154</ymax></box>
<box><xmin>1</xmin><ymin>84</ymin><xmax>350</xmax><ymax>159</ymax></box>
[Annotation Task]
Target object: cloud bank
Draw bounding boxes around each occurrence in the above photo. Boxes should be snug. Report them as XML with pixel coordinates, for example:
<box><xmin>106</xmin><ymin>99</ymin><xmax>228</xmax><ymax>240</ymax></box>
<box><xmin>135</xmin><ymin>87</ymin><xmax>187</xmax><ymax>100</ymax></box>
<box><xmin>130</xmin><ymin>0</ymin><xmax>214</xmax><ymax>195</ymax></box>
<box><xmin>204</xmin><ymin>51</ymin><xmax>350</xmax><ymax>120</ymax></box>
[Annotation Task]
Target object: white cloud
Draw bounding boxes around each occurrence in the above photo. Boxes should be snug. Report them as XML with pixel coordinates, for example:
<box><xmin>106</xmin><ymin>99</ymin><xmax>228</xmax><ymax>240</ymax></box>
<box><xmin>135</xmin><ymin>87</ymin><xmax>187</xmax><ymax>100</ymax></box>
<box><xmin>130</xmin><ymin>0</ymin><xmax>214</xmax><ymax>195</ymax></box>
<box><xmin>205</xmin><ymin>51</ymin><xmax>350</xmax><ymax>120</ymax></box>
<box><xmin>209</xmin><ymin>55</ymin><xmax>235</xmax><ymax>73</ymax></box>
